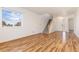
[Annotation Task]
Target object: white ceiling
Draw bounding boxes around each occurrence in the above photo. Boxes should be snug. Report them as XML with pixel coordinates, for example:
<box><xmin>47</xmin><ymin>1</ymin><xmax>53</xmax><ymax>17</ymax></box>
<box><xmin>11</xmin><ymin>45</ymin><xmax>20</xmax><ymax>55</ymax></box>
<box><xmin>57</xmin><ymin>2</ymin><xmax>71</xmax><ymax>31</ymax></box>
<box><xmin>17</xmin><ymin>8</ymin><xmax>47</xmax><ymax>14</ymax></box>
<box><xmin>26</xmin><ymin>7</ymin><xmax>78</xmax><ymax>17</ymax></box>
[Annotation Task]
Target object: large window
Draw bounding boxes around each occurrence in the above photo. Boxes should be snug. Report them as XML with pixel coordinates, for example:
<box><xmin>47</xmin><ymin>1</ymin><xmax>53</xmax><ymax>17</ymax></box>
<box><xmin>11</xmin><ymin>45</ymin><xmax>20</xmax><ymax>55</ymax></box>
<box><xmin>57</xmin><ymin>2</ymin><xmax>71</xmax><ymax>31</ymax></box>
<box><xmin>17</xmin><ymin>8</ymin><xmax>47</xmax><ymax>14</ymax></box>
<box><xmin>2</xmin><ymin>8</ymin><xmax>22</xmax><ymax>27</ymax></box>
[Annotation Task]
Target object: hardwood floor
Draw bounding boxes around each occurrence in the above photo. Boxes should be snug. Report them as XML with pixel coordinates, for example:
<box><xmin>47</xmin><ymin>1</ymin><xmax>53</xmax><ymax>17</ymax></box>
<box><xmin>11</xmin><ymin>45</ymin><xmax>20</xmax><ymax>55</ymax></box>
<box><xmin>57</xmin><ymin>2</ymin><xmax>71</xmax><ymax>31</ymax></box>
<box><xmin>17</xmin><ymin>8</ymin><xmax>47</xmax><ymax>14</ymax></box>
<box><xmin>0</xmin><ymin>31</ymin><xmax>79</xmax><ymax>52</ymax></box>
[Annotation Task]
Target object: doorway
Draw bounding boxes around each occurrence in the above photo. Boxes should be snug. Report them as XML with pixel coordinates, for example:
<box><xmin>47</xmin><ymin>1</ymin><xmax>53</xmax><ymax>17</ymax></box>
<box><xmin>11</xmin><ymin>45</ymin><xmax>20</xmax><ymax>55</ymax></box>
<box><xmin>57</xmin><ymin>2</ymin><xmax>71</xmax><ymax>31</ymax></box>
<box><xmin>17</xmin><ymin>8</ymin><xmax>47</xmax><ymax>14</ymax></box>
<box><xmin>43</xmin><ymin>19</ymin><xmax>52</xmax><ymax>34</ymax></box>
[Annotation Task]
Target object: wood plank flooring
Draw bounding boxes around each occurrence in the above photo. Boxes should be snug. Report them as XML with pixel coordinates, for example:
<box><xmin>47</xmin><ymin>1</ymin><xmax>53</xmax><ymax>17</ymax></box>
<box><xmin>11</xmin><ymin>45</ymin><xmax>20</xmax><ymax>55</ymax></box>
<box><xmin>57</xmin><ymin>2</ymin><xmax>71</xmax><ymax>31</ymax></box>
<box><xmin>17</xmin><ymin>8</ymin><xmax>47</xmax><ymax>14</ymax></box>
<box><xmin>0</xmin><ymin>31</ymin><xmax>79</xmax><ymax>52</ymax></box>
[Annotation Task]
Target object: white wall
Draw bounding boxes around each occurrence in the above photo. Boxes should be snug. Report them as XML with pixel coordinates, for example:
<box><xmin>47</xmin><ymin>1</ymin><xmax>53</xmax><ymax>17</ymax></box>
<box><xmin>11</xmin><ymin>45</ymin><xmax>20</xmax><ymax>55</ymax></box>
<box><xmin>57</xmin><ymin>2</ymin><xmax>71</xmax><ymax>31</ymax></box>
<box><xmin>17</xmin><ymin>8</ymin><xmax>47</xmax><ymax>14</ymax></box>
<box><xmin>49</xmin><ymin>16</ymin><xmax>69</xmax><ymax>33</ymax></box>
<box><xmin>74</xmin><ymin>10</ymin><xmax>79</xmax><ymax>37</ymax></box>
<box><xmin>68</xmin><ymin>17</ymin><xmax>74</xmax><ymax>31</ymax></box>
<box><xmin>0</xmin><ymin>7</ymin><xmax>48</xmax><ymax>42</ymax></box>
